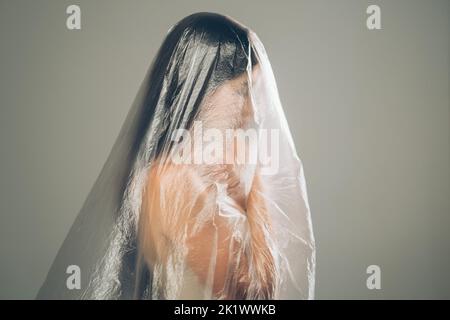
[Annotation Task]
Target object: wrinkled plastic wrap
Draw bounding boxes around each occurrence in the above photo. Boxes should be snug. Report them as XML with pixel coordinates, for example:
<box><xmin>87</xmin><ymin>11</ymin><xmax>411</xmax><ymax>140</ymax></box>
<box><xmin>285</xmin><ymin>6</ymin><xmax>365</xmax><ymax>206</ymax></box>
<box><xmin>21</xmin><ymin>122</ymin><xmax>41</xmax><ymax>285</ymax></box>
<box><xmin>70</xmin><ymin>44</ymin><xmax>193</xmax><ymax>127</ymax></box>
<box><xmin>37</xmin><ymin>13</ymin><xmax>315</xmax><ymax>300</ymax></box>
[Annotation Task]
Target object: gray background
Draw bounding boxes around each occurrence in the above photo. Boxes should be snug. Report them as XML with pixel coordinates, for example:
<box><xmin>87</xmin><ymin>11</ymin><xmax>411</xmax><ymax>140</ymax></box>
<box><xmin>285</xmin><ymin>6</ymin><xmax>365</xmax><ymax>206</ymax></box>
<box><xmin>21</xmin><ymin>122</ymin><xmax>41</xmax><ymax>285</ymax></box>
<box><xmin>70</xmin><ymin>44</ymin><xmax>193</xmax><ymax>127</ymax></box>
<box><xmin>0</xmin><ymin>0</ymin><xmax>449</xmax><ymax>299</ymax></box>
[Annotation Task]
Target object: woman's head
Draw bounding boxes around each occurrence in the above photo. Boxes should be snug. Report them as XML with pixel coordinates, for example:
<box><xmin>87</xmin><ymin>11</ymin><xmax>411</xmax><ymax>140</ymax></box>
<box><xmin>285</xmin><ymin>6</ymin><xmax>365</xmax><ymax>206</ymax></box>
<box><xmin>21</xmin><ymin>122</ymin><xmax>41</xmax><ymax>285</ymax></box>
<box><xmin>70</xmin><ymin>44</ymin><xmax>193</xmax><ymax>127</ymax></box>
<box><xmin>146</xmin><ymin>12</ymin><xmax>260</xmax><ymax>157</ymax></box>
<box><xmin>166</xmin><ymin>12</ymin><xmax>257</xmax><ymax>90</ymax></box>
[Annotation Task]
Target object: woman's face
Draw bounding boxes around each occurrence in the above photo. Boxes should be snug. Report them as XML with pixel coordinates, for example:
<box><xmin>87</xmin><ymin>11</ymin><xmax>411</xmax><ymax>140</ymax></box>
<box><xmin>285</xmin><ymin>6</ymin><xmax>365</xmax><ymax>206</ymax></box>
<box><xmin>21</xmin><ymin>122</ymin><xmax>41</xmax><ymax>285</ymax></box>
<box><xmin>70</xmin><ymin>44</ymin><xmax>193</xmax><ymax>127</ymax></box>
<box><xmin>198</xmin><ymin>64</ymin><xmax>261</xmax><ymax>130</ymax></box>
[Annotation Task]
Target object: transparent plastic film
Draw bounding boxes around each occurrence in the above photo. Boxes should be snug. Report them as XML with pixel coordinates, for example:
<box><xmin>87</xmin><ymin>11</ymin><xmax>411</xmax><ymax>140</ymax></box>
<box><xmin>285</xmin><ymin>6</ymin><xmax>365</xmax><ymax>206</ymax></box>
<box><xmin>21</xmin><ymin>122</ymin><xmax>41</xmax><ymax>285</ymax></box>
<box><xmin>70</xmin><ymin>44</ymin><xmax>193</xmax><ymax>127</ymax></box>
<box><xmin>37</xmin><ymin>12</ymin><xmax>315</xmax><ymax>300</ymax></box>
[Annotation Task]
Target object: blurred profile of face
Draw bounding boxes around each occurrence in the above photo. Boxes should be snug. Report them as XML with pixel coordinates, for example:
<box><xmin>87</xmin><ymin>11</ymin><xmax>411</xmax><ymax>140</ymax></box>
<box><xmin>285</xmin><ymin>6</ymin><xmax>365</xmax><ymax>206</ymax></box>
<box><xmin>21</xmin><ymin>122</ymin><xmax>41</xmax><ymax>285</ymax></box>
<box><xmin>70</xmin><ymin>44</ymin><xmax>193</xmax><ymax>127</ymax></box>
<box><xmin>197</xmin><ymin>64</ymin><xmax>261</xmax><ymax>132</ymax></box>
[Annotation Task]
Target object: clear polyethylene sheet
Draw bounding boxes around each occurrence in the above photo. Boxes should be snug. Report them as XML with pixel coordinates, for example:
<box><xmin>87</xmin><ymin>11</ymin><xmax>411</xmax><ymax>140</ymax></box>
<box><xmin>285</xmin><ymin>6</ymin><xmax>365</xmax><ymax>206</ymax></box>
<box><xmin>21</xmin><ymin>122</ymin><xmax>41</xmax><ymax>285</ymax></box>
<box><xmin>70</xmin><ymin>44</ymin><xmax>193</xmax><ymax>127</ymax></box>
<box><xmin>37</xmin><ymin>12</ymin><xmax>315</xmax><ymax>300</ymax></box>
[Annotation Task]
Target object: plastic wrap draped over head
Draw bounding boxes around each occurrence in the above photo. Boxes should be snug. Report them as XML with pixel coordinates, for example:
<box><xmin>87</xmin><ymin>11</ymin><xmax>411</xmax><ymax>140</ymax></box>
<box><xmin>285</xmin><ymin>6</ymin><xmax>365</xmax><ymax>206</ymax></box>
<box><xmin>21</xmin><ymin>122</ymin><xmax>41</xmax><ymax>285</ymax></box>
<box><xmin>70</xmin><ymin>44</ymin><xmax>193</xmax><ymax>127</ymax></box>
<box><xmin>38</xmin><ymin>13</ymin><xmax>315</xmax><ymax>300</ymax></box>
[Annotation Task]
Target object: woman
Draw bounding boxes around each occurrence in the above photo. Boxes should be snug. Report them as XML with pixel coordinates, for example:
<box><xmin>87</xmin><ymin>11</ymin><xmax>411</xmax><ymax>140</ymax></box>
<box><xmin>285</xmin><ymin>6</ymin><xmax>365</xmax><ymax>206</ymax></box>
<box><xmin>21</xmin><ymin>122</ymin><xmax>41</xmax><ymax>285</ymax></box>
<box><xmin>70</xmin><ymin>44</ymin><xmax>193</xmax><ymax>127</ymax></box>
<box><xmin>37</xmin><ymin>12</ymin><xmax>315</xmax><ymax>300</ymax></box>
